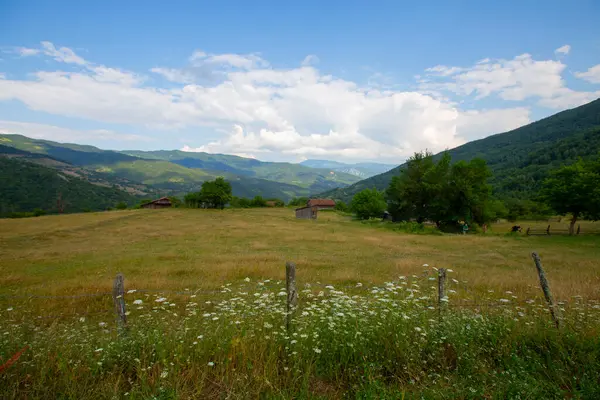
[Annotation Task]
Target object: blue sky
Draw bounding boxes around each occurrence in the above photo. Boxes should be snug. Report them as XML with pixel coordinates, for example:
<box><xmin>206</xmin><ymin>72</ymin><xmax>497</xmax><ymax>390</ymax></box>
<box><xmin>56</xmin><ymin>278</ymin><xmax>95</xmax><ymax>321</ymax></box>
<box><xmin>1</xmin><ymin>0</ymin><xmax>599</xmax><ymax>163</ymax></box>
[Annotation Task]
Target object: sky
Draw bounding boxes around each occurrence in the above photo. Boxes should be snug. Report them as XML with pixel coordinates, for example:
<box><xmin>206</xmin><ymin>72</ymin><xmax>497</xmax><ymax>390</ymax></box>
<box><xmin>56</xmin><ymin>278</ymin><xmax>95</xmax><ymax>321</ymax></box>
<box><xmin>1</xmin><ymin>0</ymin><xmax>599</xmax><ymax>164</ymax></box>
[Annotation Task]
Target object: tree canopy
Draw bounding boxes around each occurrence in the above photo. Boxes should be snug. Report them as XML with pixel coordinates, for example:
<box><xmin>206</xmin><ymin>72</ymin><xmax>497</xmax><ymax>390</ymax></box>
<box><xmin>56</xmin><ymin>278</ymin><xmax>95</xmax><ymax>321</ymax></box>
<box><xmin>386</xmin><ymin>151</ymin><xmax>492</xmax><ymax>230</ymax></box>
<box><xmin>350</xmin><ymin>188</ymin><xmax>387</xmax><ymax>220</ymax></box>
<box><xmin>184</xmin><ymin>177</ymin><xmax>232</xmax><ymax>209</ymax></box>
<box><xmin>541</xmin><ymin>157</ymin><xmax>600</xmax><ymax>234</ymax></box>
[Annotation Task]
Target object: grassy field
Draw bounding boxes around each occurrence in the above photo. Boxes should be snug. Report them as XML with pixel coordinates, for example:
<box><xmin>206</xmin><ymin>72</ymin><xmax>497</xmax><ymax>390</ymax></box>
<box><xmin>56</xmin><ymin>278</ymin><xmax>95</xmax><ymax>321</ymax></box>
<box><xmin>1</xmin><ymin>209</ymin><xmax>600</xmax><ymax>399</ymax></box>
<box><xmin>1</xmin><ymin>208</ymin><xmax>599</xmax><ymax>299</ymax></box>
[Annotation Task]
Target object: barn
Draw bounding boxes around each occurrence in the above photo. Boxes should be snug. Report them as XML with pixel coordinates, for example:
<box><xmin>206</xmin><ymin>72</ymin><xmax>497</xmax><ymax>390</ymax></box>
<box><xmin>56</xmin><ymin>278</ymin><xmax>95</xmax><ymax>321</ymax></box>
<box><xmin>307</xmin><ymin>198</ymin><xmax>336</xmax><ymax>210</ymax></box>
<box><xmin>141</xmin><ymin>197</ymin><xmax>172</xmax><ymax>209</ymax></box>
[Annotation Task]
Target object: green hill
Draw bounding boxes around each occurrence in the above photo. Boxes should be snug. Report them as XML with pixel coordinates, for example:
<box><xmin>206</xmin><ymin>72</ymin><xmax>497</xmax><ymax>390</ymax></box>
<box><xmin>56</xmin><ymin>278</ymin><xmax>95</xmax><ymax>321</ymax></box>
<box><xmin>121</xmin><ymin>150</ymin><xmax>361</xmax><ymax>193</ymax></box>
<box><xmin>0</xmin><ymin>135</ymin><xmax>359</xmax><ymax>202</ymax></box>
<box><xmin>0</xmin><ymin>156</ymin><xmax>137</xmax><ymax>216</ymax></box>
<box><xmin>320</xmin><ymin>97</ymin><xmax>600</xmax><ymax>202</ymax></box>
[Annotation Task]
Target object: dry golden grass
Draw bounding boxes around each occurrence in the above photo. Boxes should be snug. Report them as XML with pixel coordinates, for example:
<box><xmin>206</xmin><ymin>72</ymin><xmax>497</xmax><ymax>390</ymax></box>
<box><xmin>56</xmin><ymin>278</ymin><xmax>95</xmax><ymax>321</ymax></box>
<box><xmin>1</xmin><ymin>208</ymin><xmax>599</xmax><ymax>302</ymax></box>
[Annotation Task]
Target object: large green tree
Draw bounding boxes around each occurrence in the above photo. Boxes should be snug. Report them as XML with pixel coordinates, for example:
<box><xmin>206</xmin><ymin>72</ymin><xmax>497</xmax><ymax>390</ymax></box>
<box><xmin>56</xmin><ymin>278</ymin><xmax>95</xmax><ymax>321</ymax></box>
<box><xmin>350</xmin><ymin>188</ymin><xmax>387</xmax><ymax>220</ymax></box>
<box><xmin>542</xmin><ymin>157</ymin><xmax>600</xmax><ymax>235</ymax></box>
<box><xmin>386</xmin><ymin>151</ymin><xmax>493</xmax><ymax>229</ymax></box>
<box><xmin>386</xmin><ymin>151</ymin><xmax>437</xmax><ymax>223</ymax></box>
<box><xmin>200</xmin><ymin>177</ymin><xmax>232</xmax><ymax>209</ymax></box>
<box><xmin>184</xmin><ymin>177</ymin><xmax>233</xmax><ymax>209</ymax></box>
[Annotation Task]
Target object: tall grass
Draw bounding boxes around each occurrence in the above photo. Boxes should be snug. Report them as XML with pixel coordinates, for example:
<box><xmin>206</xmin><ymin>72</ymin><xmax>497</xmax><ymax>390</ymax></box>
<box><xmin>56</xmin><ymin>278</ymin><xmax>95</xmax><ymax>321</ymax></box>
<box><xmin>2</xmin><ymin>271</ymin><xmax>599</xmax><ymax>399</ymax></box>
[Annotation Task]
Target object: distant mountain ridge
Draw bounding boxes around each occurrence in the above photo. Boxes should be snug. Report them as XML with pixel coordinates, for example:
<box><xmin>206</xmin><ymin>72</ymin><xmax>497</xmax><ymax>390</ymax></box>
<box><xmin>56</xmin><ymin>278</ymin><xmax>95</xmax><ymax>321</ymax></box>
<box><xmin>319</xmin><ymin>97</ymin><xmax>600</xmax><ymax>202</ymax></box>
<box><xmin>121</xmin><ymin>150</ymin><xmax>361</xmax><ymax>193</ymax></box>
<box><xmin>300</xmin><ymin>159</ymin><xmax>396</xmax><ymax>178</ymax></box>
<box><xmin>0</xmin><ymin>135</ymin><xmax>363</xmax><ymax>214</ymax></box>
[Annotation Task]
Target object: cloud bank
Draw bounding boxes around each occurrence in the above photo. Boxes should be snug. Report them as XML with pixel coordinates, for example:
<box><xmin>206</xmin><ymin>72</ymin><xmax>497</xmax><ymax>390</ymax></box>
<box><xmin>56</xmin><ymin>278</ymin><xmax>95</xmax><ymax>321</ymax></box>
<box><xmin>1</xmin><ymin>42</ymin><xmax>598</xmax><ymax>162</ymax></box>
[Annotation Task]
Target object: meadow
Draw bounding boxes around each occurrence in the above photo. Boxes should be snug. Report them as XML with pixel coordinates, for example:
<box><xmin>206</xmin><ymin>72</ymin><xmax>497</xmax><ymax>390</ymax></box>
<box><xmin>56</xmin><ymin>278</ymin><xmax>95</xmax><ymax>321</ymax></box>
<box><xmin>1</xmin><ymin>209</ymin><xmax>599</xmax><ymax>398</ymax></box>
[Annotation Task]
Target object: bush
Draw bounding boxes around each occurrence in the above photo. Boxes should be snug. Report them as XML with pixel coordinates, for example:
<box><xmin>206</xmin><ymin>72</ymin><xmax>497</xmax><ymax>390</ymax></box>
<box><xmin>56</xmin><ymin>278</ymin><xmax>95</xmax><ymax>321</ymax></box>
<box><xmin>334</xmin><ymin>201</ymin><xmax>349</xmax><ymax>212</ymax></box>
<box><xmin>33</xmin><ymin>208</ymin><xmax>46</xmax><ymax>217</ymax></box>
<box><xmin>250</xmin><ymin>196</ymin><xmax>267</xmax><ymax>208</ymax></box>
<box><xmin>115</xmin><ymin>201</ymin><xmax>128</xmax><ymax>210</ymax></box>
<box><xmin>351</xmin><ymin>188</ymin><xmax>387</xmax><ymax>220</ymax></box>
<box><xmin>7</xmin><ymin>211</ymin><xmax>35</xmax><ymax>218</ymax></box>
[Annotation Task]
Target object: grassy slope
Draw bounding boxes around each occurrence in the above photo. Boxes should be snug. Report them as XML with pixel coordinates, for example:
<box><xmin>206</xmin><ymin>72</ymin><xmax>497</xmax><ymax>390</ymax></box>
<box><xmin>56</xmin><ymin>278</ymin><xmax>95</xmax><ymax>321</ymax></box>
<box><xmin>321</xmin><ymin>97</ymin><xmax>600</xmax><ymax>202</ymax></box>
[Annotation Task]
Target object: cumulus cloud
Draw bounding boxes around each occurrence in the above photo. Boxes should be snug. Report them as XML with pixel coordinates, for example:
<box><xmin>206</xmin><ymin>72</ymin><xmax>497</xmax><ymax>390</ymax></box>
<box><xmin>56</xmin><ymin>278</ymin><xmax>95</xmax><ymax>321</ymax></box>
<box><xmin>0</xmin><ymin>120</ymin><xmax>149</xmax><ymax>144</ymax></box>
<box><xmin>575</xmin><ymin>64</ymin><xmax>600</xmax><ymax>84</ymax></box>
<box><xmin>40</xmin><ymin>41</ymin><xmax>87</xmax><ymax>65</ymax></box>
<box><xmin>421</xmin><ymin>53</ymin><xmax>599</xmax><ymax>109</ymax></box>
<box><xmin>555</xmin><ymin>45</ymin><xmax>571</xmax><ymax>55</ymax></box>
<box><xmin>151</xmin><ymin>50</ymin><xmax>269</xmax><ymax>84</ymax></box>
<box><xmin>1</xmin><ymin>40</ymin><xmax>595</xmax><ymax>162</ymax></box>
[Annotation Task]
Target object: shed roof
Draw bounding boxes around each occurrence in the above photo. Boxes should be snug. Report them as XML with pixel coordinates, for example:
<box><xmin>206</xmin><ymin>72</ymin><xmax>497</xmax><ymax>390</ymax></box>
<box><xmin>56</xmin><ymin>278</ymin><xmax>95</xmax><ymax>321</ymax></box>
<box><xmin>144</xmin><ymin>197</ymin><xmax>172</xmax><ymax>205</ymax></box>
<box><xmin>307</xmin><ymin>198</ymin><xmax>336</xmax><ymax>207</ymax></box>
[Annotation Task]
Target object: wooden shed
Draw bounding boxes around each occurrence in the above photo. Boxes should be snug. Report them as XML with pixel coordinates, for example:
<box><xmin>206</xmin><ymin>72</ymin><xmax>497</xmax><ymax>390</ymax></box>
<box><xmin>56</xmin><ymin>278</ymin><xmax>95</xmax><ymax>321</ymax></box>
<box><xmin>141</xmin><ymin>197</ymin><xmax>172</xmax><ymax>209</ymax></box>
<box><xmin>295</xmin><ymin>206</ymin><xmax>318</xmax><ymax>220</ymax></box>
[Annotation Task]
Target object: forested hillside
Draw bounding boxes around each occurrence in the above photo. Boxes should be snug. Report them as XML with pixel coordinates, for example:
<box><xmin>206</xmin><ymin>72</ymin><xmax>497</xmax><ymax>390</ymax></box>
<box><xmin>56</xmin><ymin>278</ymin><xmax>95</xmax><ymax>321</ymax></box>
<box><xmin>321</xmin><ymin>98</ymin><xmax>600</xmax><ymax>202</ymax></box>
<box><xmin>0</xmin><ymin>157</ymin><xmax>137</xmax><ymax>216</ymax></box>
<box><xmin>121</xmin><ymin>149</ymin><xmax>361</xmax><ymax>192</ymax></box>
<box><xmin>0</xmin><ymin>135</ymin><xmax>359</xmax><ymax>201</ymax></box>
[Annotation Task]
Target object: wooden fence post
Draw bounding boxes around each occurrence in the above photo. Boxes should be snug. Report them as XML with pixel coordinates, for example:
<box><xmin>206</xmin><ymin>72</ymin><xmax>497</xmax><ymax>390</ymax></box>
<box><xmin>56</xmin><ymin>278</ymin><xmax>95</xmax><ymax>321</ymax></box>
<box><xmin>438</xmin><ymin>268</ymin><xmax>447</xmax><ymax>314</ymax></box>
<box><xmin>285</xmin><ymin>262</ymin><xmax>298</xmax><ymax>332</ymax></box>
<box><xmin>112</xmin><ymin>273</ymin><xmax>127</xmax><ymax>332</ymax></box>
<box><xmin>546</xmin><ymin>225</ymin><xmax>551</xmax><ymax>235</ymax></box>
<box><xmin>577</xmin><ymin>224</ymin><xmax>581</xmax><ymax>235</ymax></box>
<box><xmin>526</xmin><ymin>227</ymin><xmax>531</xmax><ymax>236</ymax></box>
<box><xmin>531</xmin><ymin>252</ymin><xmax>560</xmax><ymax>329</ymax></box>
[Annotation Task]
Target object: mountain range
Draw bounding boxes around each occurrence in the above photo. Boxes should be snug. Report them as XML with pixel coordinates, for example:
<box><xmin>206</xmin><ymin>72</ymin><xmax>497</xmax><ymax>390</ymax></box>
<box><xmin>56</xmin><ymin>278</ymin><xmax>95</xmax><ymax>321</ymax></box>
<box><xmin>299</xmin><ymin>160</ymin><xmax>396</xmax><ymax>178</ymax></box>
<box><xmin>2</xmin><ymin>97</ymin><xmax>599</xmax><ymax>215</ymax></box>
<box><xmin>320</xmin><ymin>97</ymin><xmax>600</xmax><ymax>202</ymax></box>
<box><xmin>0</xmin><ymin>134</ymin><xmax>362</xmax><ymax>214</ymax></box>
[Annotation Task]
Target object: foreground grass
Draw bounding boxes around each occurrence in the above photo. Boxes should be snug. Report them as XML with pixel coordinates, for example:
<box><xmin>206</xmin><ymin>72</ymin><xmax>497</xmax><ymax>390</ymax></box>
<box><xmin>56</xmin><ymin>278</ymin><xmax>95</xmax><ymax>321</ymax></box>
<box><xmin>1</xmin><ymin>209</ymin><xmax>600</xmax><ymax>398</ymax></box>
<box><xmin>2</xmin><ymin>277</ymin><xmax>600</xmax><ymax>399</ymax></box>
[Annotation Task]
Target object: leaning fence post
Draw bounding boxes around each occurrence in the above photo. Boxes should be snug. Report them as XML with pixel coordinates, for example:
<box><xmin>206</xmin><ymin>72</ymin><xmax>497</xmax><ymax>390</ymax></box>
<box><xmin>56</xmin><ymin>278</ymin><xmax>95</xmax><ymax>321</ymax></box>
<box><xmin>285</xmin><ymin>262</ymin><xmax>298</xmax><ymax>332</ymax></box>
<box><xmin>112</xmin><ymin>273</ymin><xmax>127</xmax><ymax>332</ymax></box>
<box><xmin>531</xmin><ymin>252</ymin><xmax>560</xmax><ymax>329</ymax></box>
<box><xmin>438</xmin><ymin>268</ymin><xmax>447</xmax><ymax>314</ymax></box>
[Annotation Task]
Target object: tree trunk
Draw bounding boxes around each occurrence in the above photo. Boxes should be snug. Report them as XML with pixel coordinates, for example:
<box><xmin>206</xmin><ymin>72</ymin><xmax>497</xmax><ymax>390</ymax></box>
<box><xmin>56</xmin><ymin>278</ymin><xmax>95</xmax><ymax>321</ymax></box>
<box><xmin>569</xmin><ymin>213</ymin><xmax>578</xmax><ymax>236</ymax></box>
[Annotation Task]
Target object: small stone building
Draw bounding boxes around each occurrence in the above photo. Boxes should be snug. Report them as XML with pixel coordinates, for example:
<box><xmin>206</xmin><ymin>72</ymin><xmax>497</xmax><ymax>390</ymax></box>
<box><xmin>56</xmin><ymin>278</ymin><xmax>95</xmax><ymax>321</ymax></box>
<box><xmin>141</xmin><ymin>197</ymin><xmax>172</xmax><ymax>209</ymax></box>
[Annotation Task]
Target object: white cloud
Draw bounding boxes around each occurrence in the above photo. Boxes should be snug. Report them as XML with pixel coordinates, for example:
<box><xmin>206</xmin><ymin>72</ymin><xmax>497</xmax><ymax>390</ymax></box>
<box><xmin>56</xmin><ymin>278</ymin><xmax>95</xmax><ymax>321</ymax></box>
<box><xmin>40</xmin><ymin>41</ymin><xmax>87</xmax><ymax>65</ymax></box>
<box><xmin>0</xmin><ymin>120</ymin><xmax>149</xmax><ymax>143</ymax></box>
<box><xmin>456</xmin><ymin>108</ymin><xmax>531</xmax><ymax>141</ymax></box>
<box><xmin>5</xmin><ymin>40</ymin><xmax>595</xmax><ymax>162</ymax></box>
<box><xmin>555</xmin><ymin>45</ymin><xmax>571</xmax><ymax>55</ymax></box>
<box><xmin>537</xmin><ymin>88</ymin><xmax>600</xmax><ymax>109</ymax></box>
<box><xmin>425</xmin><ymin>65</ymin><xmax>464</xmax><ymax>76</ymax></box>
<box><xmin>421</xmin><ymin>53</ymin><xmax>599</xmax><ymax>109</ymax></box>
<box><xmin>150</xmin><ymin>67</ymin><xmax>195</xmax><ymax>83</ymax></box>
<box><xmin>17</xmin><ymin>47</ymin><xmax>40</xmax><ymax>56</ymax></box>
<box><xmin>575</xmin><ymin>64</ymin><xmax>600</xmax><ymax>84</ymax></box>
